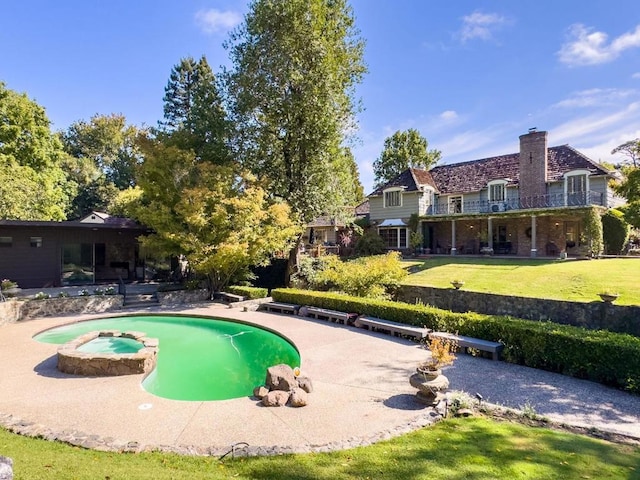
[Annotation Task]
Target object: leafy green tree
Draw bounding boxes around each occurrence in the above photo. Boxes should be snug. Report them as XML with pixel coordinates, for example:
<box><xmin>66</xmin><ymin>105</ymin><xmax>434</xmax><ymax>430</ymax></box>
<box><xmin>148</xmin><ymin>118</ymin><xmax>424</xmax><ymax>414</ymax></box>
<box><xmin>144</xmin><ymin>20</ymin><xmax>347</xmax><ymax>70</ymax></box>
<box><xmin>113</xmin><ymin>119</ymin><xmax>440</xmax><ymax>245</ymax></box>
<box><xmin>60</xmin><ymin>113</ymin><xmax>141</xmax><ymax>218</ymax></box>
<box><xmin>373</xmin><ymin>128</ymin><xmax>441</xmax><ymax>186</ymax></box>
<box><xmin>611</xmin><ymin>139</ymin><xmax>639</xmax><ymax>168</ymax></box>
<box><xmin>223</xmin><ymin>0</ymin><xmax>367</xmax><ymax>269</ymax></box>
<box><xmin>135</xmin><ymin>136</ymin><xmax>296</xmax><ymax>293</ymax></box>
<box><xmin>0</xmin><ymin>82</ymin><xmax>73</xmax><ymax>219</ymax></box>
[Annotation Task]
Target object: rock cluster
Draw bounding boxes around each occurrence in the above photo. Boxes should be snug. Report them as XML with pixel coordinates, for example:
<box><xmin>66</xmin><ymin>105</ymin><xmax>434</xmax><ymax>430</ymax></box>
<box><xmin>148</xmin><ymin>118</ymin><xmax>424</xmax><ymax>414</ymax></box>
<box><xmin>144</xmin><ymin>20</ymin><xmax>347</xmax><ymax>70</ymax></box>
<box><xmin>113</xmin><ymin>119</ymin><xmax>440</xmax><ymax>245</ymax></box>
<box><xmin>253</xmin><ymin>364</ymin><xmax>313</xmax><ymax>407</ymax></box>
<box><xmin>0</xmin><ymin>456</ymin><xmax>12</xmax><ymax>480</ymax></box>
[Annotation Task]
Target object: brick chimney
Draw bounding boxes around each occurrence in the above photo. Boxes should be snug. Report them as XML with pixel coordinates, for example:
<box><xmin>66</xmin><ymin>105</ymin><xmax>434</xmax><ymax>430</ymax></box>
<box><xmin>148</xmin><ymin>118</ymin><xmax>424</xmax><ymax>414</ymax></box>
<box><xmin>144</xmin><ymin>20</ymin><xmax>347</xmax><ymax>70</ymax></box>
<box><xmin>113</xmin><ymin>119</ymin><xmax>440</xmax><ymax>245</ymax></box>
<box><xmin>519</xmin><ymin>128</ymin><xmax>548</xmax><ymax>206</ymax></box>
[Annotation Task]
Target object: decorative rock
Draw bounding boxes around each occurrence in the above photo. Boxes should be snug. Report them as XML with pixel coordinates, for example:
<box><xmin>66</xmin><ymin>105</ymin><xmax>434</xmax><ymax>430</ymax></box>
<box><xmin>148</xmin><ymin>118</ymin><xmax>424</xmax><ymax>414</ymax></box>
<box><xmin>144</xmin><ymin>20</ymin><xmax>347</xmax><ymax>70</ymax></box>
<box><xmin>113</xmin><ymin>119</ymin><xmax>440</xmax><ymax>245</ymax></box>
<box><xmin>0</xmin><ymin>456</ymin><xmax>13</xmax><ymax>480</ymax></box>
<box><xmin>289</xmin><ymin>387</ymin><xmax>308</xmax><ymax>407</ymax></box>
<box><xmin>456</xmin><ymin>408</ymin><xmax>474</xmax><ymax>417</ymax></box>
<box><xmin>262</xmin><ymin>390</ymin><xmax>290</xmax><ymax>407</ymax></box>
<box><xmin>253</xmin><ymin>385</ymin><xmax>269</xmax><ymax>399</ymax></box>
<box><xmin>296</xmin><ymin>375</ymin><xmax>314</xmax><ymax>393</ymax></box>
<box><xmin>265</xmin><ymin>364</ymin><xmax>297</xmax><ymax>392</ymax></box>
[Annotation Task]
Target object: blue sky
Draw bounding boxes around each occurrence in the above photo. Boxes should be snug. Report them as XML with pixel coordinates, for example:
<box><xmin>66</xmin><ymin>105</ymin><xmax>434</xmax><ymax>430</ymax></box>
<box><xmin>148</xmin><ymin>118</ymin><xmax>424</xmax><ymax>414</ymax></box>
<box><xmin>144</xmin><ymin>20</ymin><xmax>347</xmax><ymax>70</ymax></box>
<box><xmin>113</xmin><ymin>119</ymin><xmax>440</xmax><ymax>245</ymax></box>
<box><xmin>3</xmin><ymin>1</ymin><xmax>640</xmax><ymax>194</ymax></box>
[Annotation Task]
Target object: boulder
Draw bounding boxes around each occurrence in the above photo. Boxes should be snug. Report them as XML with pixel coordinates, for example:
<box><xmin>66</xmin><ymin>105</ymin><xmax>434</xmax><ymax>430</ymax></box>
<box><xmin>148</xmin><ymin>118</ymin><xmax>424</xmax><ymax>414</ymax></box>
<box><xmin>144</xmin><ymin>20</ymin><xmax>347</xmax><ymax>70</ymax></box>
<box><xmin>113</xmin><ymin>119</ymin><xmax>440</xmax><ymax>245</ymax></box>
<box><xmin>289</xmin><ymin>387</ymin><xmax>308</xmax><ymax>407</ymax></box>
<box><xmin>296</xmin><ymin>375</ymin><xmax>314</xmax><ymax>393</ymax></box>
<box><xmin>265</xmin><ymin>364</ymin><xmax>297</xmax><ymax>392</ymax></box>
<box><xmin>0</xmin><ymin>456</ymin><xmax>13</xmax><ymax>480</ymax></box>
<box><xmin>262</xmin><ymin>390</ymin><xmax>290</xmax><ymax>407</ymax></box>
<box><xmin>253</xmin><ymin>385</ymin><xmax>270</xmax><ymax>399</ymax></box>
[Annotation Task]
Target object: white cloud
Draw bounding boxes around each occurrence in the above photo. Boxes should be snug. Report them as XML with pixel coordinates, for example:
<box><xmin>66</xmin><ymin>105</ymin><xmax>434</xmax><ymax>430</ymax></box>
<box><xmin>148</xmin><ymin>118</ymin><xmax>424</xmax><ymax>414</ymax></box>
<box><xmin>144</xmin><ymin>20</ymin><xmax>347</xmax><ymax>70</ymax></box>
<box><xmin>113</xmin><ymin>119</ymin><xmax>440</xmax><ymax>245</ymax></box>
<box><xmin>439</xmin><ymin>110</ymin><xmax>458</xmax><ymax>121</ymax></box>
<box><xmin>195</xmin><ymin>9</ymin><xmax>242</xmax><ymax>35</ymax></box>
<box><xmin>553</xmin><ymin>88</ymin><xmax>637</xmax><ymax>108</ymax></box>
<box><xmin>558</xmin><ymin>23</ymin><xmax>640</xmax><ymax>66</ymax></box>
<box><xmin>633</xmin><ymin>72</ymin><xmax>640</xmax><ymax>79</ymax></box>
<box><xmin>459</xmin><ymin>11</ymin><xmax>508</xmax><ymax>43</ymax></box>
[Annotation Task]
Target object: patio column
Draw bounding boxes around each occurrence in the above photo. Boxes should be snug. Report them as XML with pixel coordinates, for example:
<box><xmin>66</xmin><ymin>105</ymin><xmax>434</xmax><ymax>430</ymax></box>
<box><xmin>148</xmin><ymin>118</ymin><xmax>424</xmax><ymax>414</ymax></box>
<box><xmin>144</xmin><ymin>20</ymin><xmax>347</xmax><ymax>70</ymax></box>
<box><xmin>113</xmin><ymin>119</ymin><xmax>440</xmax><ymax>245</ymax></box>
<box><xmin>530</xmin><ymin>215</ymin><xmax>537</xmax><ymax>257</ymax></box>
<box><xmin>450</xmin><ymin>220</ymin><xmax>457</xmax><ymax>255</ymax></box>
<box><xmin>487</xmin><ymin>217</ymin><xmax>493</xmax><ymax>251</ymax></box>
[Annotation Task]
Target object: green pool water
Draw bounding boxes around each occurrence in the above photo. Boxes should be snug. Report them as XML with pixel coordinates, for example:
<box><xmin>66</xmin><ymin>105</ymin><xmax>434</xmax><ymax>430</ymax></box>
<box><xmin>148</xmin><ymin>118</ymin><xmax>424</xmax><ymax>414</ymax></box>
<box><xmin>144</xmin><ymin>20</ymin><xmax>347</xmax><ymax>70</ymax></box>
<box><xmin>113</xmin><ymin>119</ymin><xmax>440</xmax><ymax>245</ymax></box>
<box><xmin>34</xmin><ymin>314</ymin><xmax>300</xmax><ymax>401</ymax></box>
<box><xmin>77</xmin><ymin>336</ymin><xmax>144</xmax><ymax>354</ymax></box>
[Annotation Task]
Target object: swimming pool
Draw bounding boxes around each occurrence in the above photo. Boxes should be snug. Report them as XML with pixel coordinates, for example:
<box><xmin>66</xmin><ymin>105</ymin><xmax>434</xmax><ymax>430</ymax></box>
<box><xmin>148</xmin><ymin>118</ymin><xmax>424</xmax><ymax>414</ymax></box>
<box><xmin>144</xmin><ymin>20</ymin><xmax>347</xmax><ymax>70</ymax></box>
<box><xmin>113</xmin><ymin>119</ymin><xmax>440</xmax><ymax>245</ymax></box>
<box><xmin>34</xmin><ymin>314</ymin><xmax>301</xmax><ymax>401</ymax></box>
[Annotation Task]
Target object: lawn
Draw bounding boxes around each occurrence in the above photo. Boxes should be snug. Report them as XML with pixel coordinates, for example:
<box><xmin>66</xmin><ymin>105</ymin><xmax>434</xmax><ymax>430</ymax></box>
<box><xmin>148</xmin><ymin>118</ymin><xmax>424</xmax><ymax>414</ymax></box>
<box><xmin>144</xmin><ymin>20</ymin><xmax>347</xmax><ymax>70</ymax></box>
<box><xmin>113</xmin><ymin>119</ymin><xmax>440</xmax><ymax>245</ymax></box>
<box><xmin>1</xmin><ymin>417</ymin><xmax>638</xmax><ymax>479</ymax></box>
<box><xmin>402</xmin><ymin>257</ymin><xmax>640</xmax><ymax>305</ymax></box>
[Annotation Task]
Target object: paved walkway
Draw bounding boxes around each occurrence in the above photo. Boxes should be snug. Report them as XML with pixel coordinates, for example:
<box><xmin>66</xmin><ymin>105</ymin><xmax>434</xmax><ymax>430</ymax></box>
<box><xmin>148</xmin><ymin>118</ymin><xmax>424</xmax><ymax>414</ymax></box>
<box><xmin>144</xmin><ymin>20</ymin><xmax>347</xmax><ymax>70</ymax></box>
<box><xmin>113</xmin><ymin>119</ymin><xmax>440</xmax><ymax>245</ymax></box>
<box><xmin>0</xmin><ymin>304</ymin><xmax>638</xmax><ymax>456</ymax></box>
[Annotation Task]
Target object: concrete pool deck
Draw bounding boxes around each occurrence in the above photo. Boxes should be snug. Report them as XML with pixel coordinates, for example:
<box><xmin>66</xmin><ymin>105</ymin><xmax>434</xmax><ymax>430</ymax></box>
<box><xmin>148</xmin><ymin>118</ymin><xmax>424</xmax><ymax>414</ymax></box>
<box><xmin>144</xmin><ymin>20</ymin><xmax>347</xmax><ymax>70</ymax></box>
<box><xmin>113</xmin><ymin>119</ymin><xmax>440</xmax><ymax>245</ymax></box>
<box><xmin>0</xmin><ymin>303</ymin><xmax>639</xmax><ymax>456</ymax></box>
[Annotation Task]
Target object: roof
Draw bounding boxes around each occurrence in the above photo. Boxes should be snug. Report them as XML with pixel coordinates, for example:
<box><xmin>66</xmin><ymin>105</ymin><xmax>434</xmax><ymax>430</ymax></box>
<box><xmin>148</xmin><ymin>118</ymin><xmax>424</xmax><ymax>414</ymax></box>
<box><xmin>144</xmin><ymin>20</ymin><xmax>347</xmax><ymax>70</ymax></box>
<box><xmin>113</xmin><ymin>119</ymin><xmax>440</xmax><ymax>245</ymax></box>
<box><xmin>369</xmin><ymin>145</ymin><xmax>612</xmax><ymax>196</ymax></box>
<box><xmin>0</xmin><ymin>214</ymin><xmax>148</xmax><ymax>231</ymax></box>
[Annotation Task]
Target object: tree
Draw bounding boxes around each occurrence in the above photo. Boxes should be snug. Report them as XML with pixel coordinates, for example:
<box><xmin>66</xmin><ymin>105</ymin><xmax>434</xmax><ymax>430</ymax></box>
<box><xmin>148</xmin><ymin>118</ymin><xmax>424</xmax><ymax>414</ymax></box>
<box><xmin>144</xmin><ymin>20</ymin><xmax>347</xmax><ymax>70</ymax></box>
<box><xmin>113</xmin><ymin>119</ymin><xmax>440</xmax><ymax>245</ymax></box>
<box><xmin>611</xmin><ymin>139</ymin><xmax>640</xmax><ymax>168</ymax></box>
<box><xmin>223</xmin><ymin>0</ymin><xmax>367</xmax><ymax>275</ymax></box>
<box><xmin>373</xmin><ymin>129</ymin><xmax>441</xmax><ymax>186</ymax></box>
<box><xmin>135</xmin><ymin>136</ymin><xmax>297</xmax><ymax>293</ymax></box>
<box><xmin>0</xmin><ymin>82</ymin><xmax>73</xmax><ymax>220</ymax></box>
<box><xmin>60</xmin><ymin>113</ymin><xmax>141</xmax><ymax>218</ymax></box>
<box><xmin>601</xmin><ymin>209</ymin><xmax>630</xmax><ymax>254</ymax></box>
<box><xmin>161</xmin><ymin>56</ymin><xmax>229</xmax><ymax>163</ymax></box>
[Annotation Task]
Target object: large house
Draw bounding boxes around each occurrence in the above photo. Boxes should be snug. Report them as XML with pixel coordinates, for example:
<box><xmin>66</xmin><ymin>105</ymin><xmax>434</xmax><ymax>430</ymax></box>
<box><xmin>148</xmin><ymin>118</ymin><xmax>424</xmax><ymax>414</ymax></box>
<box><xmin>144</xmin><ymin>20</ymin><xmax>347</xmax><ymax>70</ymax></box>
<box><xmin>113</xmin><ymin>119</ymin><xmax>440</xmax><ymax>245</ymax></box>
<box><xmin>0</xmin><ymin>211</ymin><xmax>150</xmax><ymax>289</ymax></box>
<box><xmin>368</xmin><ymin>129</ymin><xmax>622</xmax><ymax>257</ymax></box>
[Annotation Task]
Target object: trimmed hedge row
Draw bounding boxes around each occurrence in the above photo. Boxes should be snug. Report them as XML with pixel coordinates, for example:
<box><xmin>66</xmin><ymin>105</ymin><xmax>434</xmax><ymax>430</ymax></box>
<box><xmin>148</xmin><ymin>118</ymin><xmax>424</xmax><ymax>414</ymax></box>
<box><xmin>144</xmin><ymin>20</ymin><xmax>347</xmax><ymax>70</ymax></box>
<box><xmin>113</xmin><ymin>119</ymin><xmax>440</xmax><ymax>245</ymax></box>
<box><xmin>272</xmin><ymin>288</ymin><xmax>640</xmax><ymax>394</ymax></box>
<box><xmin>227</xmin><ymin>285</ymin><xmax>268</xmax><ymax>300</ymax></box>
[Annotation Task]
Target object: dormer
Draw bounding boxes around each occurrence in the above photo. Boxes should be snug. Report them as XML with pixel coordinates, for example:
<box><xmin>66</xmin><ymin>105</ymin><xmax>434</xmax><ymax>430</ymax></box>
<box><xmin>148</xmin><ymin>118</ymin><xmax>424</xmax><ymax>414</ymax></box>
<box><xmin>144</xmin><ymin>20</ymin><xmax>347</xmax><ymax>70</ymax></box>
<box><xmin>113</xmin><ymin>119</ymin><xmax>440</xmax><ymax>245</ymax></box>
<box><xmin>383</xmin><ymin>187</ymin><xmax>405</xmax><ymax>208</ymax></box>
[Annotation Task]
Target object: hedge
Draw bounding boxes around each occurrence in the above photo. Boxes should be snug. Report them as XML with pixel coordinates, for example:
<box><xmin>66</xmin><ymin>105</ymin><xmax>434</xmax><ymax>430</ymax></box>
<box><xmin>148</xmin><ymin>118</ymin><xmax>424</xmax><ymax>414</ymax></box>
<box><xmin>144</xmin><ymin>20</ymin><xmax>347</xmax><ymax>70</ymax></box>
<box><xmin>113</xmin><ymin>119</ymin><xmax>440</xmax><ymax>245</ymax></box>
<box><xmin>227</xmin><ymin>285</ymin><xmax>268</xmax><ymax>300</ymax></box>
<box><xmin>272</xmin><ymin>288</ymin><xmax>640</xmax><ymax>394</ymax></box>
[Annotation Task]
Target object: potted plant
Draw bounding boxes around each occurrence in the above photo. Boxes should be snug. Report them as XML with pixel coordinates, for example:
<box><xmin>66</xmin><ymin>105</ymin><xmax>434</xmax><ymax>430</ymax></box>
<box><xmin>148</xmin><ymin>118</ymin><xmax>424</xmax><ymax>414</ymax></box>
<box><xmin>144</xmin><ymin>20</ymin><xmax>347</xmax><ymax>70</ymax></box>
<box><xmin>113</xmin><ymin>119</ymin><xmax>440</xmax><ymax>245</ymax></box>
<box><xmin>410</xmin><ymin>335</ymin><xmax>457</xmax><ymax>406</ymax></box>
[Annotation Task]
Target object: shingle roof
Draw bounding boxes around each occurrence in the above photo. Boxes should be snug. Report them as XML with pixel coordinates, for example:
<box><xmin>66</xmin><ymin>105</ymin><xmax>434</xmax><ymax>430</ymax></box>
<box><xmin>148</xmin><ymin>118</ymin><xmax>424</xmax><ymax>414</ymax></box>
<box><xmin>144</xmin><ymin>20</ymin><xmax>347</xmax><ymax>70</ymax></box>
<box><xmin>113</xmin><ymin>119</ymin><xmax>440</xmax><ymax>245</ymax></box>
<box><xmin>369</xmin><ymin>145</ymin><xmax>611</xmax><ymax>196</ymax></box>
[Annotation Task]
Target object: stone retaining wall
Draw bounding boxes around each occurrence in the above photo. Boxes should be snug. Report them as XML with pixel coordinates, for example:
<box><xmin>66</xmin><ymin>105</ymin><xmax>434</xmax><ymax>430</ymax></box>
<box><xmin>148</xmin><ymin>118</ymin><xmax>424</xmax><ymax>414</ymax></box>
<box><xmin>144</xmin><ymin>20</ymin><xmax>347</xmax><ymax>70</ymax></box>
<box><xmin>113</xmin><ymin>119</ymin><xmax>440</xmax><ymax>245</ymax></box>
<box><xmin>0</xmin><ymin>296</ymin><xmax>123</xmax><ymax>325</ymax></box>
<box><xmin>156</xmin><ymin>289</ymin><xmax>210</xmax><ymax>305</ymax></box>
<box><xmin>397</xmin><ymin>286</ymin><xmax>640</xmax><ymax>336</ymax></box>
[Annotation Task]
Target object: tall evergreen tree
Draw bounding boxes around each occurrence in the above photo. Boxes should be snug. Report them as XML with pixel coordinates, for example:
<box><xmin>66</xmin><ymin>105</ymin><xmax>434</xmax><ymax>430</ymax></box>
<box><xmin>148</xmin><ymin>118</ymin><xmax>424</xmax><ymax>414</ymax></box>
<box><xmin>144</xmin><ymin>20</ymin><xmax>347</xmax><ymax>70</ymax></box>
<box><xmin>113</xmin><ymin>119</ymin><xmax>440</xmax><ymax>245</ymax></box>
<box><xmin>161</xmin><ymin>56</ymin><xmax>229</xmax><ymax>163</ymax></box>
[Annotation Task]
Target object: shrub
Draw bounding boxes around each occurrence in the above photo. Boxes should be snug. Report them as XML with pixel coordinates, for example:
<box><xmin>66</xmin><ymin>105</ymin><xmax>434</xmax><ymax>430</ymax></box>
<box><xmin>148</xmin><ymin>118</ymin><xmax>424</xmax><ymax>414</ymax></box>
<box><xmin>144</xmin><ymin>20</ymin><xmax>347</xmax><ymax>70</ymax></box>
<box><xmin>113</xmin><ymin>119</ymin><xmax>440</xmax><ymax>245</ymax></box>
<box><xmin>33</xmin><ymin>292</ymin><xmax>50</xmax><ymax>300</ymax></box>
<box><xmin>78</xmin><ymin>289</ymin><xmax>90</xmax><ymax>296</ymax></box>
<box><xmin>271</xmin><ymin>288</ymin><xmax>640</xmax><ymax>393</ymax></box>
<box><xmin>226</xmin><ymin>285</ymin><xmax>268</xmax><ymax>299</ymax></box>
<box><xmin>1</xmin><ymin>279</ymin><xmax>17</xmax><ymax>291</ymax></box>
<box><xmin>293</xmin><ymin>252</ymin><xmax>407</xmax><ymax>299</ymax></box>
<box><xmin>57</xmin><ymin>291</ymin><xmax>70</xmax><ymax>298</ymax></box>
<box><xmin>93</xmin><ymin>287</ymin><xmax>105</xmax><ymax>296</ymax></box>
<box><xmin>602</xmin><ymin>209</ymin><xmax>630</xmax><ymax>254</ymax></box>
<box><xmin>354</xmin><ymin>231</ymin><xmax>386</xmax><ymax>255</ymax></box>
<box><xmin>104</xmin><ymin>286</ymin><xmax>116</xmax><ymax>295</ymax></box>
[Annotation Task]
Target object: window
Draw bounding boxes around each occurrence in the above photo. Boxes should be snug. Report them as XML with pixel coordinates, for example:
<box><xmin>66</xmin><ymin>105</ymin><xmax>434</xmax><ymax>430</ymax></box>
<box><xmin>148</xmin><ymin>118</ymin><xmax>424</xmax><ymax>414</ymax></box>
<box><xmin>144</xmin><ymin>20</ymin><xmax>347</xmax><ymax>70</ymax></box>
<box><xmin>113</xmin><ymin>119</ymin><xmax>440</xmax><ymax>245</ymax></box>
<box><xmin>564</xmin><ymin>170</ymin><xmax>589</xmax><ymax>206</ymax></box>
<box><xmin>449</xmin><ymin>196</ymin><xmax>462</xmax><ymax>214</ymax></box>
<box><xmin>488</xmin><ymin>183</ymin><xmax>506</xmax><ymax>202</ymax></box>
<box><xmin>384</xmin><ymin>189</ymin><xmax>402</xmax><ymax>207</ymax></box>
<box><xmin>0</xmin><ymin>237</ymin><xmax>12</xmax><ymax>247</ymax></box>
<box><xmin>30</xmin><ymin>237</ymin><xmax>42</xmax><ymax>248</ymax></box>
<box><xmin>378</xmin><ymin>228</ymin><xmax>408</xmax><ymax>249</ymax></box>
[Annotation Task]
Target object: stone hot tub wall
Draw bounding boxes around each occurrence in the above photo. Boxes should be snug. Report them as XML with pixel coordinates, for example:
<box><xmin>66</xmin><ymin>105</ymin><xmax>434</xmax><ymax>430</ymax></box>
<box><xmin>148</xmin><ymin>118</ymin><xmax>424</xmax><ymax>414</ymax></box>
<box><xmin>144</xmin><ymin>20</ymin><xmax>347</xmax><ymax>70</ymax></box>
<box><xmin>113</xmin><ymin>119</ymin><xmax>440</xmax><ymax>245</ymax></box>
<box><xmin>57</xmin><ymin>330</ymin><xmax>158</xmax><ymax>376</ymax></box>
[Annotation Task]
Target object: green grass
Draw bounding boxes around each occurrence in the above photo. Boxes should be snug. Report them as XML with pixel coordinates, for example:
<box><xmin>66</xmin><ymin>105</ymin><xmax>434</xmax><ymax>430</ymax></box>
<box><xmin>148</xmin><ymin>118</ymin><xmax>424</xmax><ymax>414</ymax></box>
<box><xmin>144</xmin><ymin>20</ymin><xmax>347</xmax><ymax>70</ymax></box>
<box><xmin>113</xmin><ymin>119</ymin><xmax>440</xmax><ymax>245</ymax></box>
<box><xmin>1</xmin><ymin>418</ymin><xmax>639</xmax><ymax>479</ymax></box>
<box><xmin>403</xmin><ymin>257</ymin><xmax>640</xmax><ymax>305</ymax></box>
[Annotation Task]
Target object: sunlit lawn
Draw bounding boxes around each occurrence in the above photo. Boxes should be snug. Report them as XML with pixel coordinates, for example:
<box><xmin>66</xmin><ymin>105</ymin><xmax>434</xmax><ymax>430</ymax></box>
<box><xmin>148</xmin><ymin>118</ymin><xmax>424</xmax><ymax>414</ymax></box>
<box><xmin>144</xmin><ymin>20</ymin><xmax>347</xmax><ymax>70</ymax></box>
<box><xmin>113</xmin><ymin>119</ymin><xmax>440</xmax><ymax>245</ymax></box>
<box><xmin>2</xmin><ymin>417</ymin><xmax>639</xmax><ymax>479</ymax></box>
<box><xmin>403</xmin><ymin>257</ymin><xmax>640</xmax><ymax>305</ymax></box>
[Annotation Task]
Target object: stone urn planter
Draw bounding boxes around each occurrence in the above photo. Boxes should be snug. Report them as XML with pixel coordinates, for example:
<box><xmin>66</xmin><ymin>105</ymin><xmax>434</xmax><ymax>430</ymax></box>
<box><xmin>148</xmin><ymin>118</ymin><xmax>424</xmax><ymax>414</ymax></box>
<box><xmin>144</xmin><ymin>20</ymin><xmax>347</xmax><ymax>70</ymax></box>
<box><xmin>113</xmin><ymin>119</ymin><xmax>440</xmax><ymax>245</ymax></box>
<box><xmin>599</xmin><ymin>293</ymin><xmax>619</xmax><ymax>303</ymax></box>
<box><xmin>450</xmin><ymin>280</ymin><xmax>465</xmax><ymax>290</ymax></box>
<box><xmin>410</xmin><ymin>335</ymin><xmax>458</xmax><ymax>407</ymax></box>
<box><xmin>409</xmin><ymin>368</ymin><xmax>449</xmax><ymax>406</ymax></box>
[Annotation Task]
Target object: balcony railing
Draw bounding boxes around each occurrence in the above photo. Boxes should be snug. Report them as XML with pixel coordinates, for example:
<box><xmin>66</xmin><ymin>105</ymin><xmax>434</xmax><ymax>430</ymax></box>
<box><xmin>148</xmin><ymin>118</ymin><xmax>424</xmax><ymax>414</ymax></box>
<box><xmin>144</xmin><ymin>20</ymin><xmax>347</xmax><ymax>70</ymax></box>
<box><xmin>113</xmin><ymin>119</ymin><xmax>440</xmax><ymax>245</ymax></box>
<box><xmin>425</xmin><ymin>191</ymin><xmax>605</xmax><ymax>216</ymax></box>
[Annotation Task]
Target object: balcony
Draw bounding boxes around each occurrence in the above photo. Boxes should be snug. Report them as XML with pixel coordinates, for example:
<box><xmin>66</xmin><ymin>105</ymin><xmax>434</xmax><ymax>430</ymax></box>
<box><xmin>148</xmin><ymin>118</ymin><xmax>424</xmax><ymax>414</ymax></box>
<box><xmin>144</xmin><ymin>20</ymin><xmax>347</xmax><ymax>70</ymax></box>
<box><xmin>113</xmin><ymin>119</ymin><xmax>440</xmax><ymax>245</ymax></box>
<box><xmin>425</xmin><ymin>191</ymin><xmax>605</xmax><ymax>216</ymax></box>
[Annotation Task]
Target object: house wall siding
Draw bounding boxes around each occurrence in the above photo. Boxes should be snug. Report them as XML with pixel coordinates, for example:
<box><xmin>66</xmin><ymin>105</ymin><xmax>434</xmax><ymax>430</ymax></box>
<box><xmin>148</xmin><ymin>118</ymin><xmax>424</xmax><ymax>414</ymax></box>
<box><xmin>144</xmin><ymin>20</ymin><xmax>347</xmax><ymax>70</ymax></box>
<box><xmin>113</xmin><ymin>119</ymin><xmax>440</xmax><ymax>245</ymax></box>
<box><xmin>369</xmin><ymin>192</ymin><xmax>420</xmax><ymax>222</ymax></box>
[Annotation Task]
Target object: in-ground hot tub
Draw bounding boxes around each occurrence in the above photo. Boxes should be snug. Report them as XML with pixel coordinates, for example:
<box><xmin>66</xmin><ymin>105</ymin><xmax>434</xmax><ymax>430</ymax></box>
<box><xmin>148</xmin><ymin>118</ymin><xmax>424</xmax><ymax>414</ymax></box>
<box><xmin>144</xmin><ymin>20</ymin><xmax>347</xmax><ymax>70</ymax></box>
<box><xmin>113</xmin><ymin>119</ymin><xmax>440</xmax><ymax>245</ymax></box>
<box><xmin>57</xmin><ymin>330</ymin><xmax>158</xmax><ymax>376</ymax></box>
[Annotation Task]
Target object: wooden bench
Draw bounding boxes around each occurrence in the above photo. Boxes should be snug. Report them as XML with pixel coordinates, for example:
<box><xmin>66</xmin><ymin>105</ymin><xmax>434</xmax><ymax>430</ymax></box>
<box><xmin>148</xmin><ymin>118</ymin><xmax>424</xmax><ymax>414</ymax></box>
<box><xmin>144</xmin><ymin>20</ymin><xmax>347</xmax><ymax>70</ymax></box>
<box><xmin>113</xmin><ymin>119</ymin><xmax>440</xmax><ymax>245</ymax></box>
<box><xmin>429</xmin><ymin>332</ymin><xmax>504</xmax><ymax>361</ymax></box>
<box><xmin>305</xmin><ymin>307</ymin><xmax>358</xmax><ymax>325</ymax></box>
<box><xmin>260</xmin><ymin>302</ymin><xmax>300</xmax><ymax>315</ymax></box>
<box><xmin>221</xmin><ymin>292</ymin><xmax>245</xmax><ymax>303</ymax></box>
<box><xmin>354</xmin><ymin>316</ymin><xmax>430</xmax><ymax>341</ymax></box>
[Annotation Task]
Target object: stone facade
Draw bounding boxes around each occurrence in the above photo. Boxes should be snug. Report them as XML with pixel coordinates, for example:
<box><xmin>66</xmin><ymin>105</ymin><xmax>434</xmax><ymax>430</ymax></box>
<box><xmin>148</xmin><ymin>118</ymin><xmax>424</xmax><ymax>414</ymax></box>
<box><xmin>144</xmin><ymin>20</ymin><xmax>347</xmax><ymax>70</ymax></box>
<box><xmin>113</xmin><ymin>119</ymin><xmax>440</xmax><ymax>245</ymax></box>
<box><xmin>156</xmin><ymin>289</ymin><xmax>210</xmax><ymax>305</ymax></box>
<box><xmin>57</xmin><ymin>330</ymin><xmax>158</xmax><ymax>376</ymax></box>
<box><xmin>397</xmin><ymin>285</ymin><xmax>640</xmax><ymax>336</ymax></box>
